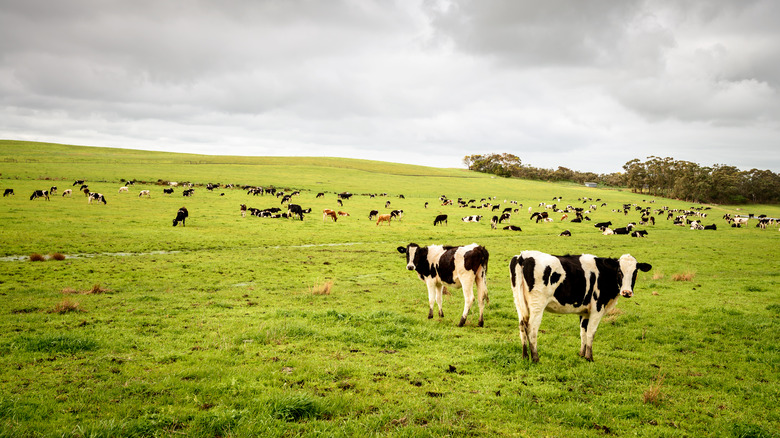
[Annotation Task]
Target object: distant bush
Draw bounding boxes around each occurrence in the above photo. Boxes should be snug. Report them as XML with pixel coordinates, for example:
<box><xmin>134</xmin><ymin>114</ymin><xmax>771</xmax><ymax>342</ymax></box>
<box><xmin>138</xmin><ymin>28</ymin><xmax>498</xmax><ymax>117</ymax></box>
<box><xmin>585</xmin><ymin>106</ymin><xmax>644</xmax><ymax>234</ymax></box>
<box><xmin>29</xmin><ymin>253</ymin><xmax>45</xmax><ymax>262</ymax></box>
<box><xmin>50</xmin><ymin>299</ymin><xmax>84</xmax><ymax>314</ymax></box>
<box><xmin>49</xmin><ymin>253</ymin><xmax>66</xmax><ymax>261</ymax></box>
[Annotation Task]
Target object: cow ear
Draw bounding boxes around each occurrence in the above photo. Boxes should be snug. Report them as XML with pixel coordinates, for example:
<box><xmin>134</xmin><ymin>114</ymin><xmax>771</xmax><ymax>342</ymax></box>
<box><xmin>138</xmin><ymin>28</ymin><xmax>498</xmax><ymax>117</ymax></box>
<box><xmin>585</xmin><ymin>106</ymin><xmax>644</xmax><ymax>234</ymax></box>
<box><xmin>397</xmin><ymin>246</ymin><xmax>407</xmax><ymax>254</ymax></box>
<box><xmin>637</xmin><ymin>263</ymin><xmax>652</xmax><ymax>272</ymax></box>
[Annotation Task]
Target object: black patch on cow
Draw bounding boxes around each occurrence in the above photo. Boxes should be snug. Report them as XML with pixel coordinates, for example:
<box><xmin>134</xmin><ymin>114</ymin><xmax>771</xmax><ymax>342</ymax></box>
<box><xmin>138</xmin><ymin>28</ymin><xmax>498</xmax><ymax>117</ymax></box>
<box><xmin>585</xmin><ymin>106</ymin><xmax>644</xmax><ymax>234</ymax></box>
<box><xmin>463</xmin><ymin>246</ymin><xmax>488</xmax><ymax>277</ymax></box>
<box><xmin>550</xmin><ymin>271</ymin><xmax>561</xmax><ymax>286</ymax></box>
<box><xmin>542</xmin><ymin>266</ymin><xmax>552</xmax><ymax>286</ymax></box>
<box><xmin>552</xmin><ymin>256</ymin><xmax>589</xmax><ymax>308</ymax></box>
<box><xmin>436</xmin><ymin>247</ymin><xmax>457</xmax><ymax>284</ymax></box>
<box><xmin>580</xmin><ymin>316</ymin><xmax>589</xmax><ymax>330</ymax></box>
<box><xmin>412</xmin><ymin>246</ymin><xmax>432</xmax><ymax>279</ymax></box>
<box><xmin>594</xmin><ymin>258</ymin><xmax>621</xmax><ymax>312</ymax></box>
<box><xmin>521</xmin><ymin>258</ymin><xmax>536</xmax><ymax>292</ymax></box>
<box><xmin>509</xmin><ymin>256</ymin><xmax>520</xmax><ymax>288</ymax></box>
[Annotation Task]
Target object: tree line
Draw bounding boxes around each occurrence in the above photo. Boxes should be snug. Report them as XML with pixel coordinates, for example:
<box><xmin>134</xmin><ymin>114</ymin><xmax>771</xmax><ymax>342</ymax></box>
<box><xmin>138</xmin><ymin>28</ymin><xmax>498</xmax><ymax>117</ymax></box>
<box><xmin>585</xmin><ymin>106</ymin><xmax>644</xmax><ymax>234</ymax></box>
<box><xmin>463</xmin><ymin>153</ymin><xmax>780</xmax><ymax>204</ymax></box>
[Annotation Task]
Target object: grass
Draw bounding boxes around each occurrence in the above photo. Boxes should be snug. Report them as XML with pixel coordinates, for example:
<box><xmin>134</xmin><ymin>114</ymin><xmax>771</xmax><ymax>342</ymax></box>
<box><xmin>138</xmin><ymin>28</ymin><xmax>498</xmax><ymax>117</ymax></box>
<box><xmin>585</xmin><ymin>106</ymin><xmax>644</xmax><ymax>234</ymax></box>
<box><xmin>0</xmin><ymin>140</ymin><xmax>778</xmax><ymax>437</ymax></box>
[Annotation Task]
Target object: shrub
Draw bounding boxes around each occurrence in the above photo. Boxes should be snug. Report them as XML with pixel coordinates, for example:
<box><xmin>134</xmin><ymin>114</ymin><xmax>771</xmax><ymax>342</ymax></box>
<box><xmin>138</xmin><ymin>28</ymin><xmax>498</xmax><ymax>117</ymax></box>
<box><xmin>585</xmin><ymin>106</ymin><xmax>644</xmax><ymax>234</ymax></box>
<box><xmin>48</xmin><ymin>253</ymin><xmax>66</xmax><ymax>261</ymax></box>
<box><xmin>29</xmin><ymin>253</ymin><xmax>45</xmax><ymax>262</ymax></box>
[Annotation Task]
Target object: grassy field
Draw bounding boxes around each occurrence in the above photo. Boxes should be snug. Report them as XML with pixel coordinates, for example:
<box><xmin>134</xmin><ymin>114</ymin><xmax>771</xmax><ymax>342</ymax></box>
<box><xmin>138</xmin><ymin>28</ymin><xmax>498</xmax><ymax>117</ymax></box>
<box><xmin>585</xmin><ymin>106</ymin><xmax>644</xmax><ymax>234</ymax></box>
<box><xmin>0</xmin><ymin>140</ymin><xmax>778</xmax><ymax>437</ymax></box>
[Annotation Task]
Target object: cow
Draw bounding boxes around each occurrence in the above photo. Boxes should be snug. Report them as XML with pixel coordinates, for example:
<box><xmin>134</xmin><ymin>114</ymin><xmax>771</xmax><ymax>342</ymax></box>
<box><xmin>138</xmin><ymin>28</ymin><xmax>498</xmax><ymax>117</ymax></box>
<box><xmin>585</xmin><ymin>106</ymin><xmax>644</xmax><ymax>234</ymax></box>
<box><xmin>462</xmin><ymin>215</ymin><xmax>482</xmax><ymax>223</ymax></box>
<box><xmin>703</xmin><ymin>224</ymin><xmax>717</xmax><ymax>230</ymax></box>
<box><xmin>49</xmin><ymin>186</ymin><xmax>57</xmax><ymax>194</ymax></box>
<box><xmin>3</xmin><ymin>189</ymin><xmax>13</xmax><ymax>197</ymax></box>
<box><xmin>490</xmin><ymin>216</ymin><xmax>498</xmax><ymax>229</ymax></box>
<box><xmin>390</xmin><ymin>209</ymin><xmax>404</xmax><ymax>220</ymax></box>
<box><xmin>499</xmin><ymin>213</ymin><xmax>511</xmax><ymax>224</ymax></box>
<box><xmin>559</xmin><ymin>230</ymin><xmax>572</xmax><ymax>237</ymax></box>
<box><xmin>139</xmin><ymin>190</ymin><xmax>151</xmax><ymax>198</ymax></box>
<box><xmin>601</xmin><ymin>228</ymin><xmax>614</xmax><ymax>235</ymax></box>
<box><xmin>72</xmin><ymin>180</ymin><xmax>85</xmax><ymax>186</ymax></box>
<box><xmin>733</xmin><ymin>217</ymin><xmax>749</xmax><ymax>227</ymax></box>
<box><xmin>337</xmin><ymin>192</ymin><xmax>353</xmax><ymax>200</ymax></box>
<box><xmin>118</xmin><ymin>187</ymin><xmax>129</xmax><ymax>193</ymax></box>
<box><xmin>163</xmin><ymin>188</ymin><xmax>174</xmax><ymax>195</ymax></box>
<box><xmin>631</xmin><ymin>230</ymin><xmax>648</xmax><ymax>237</ymax></box>
<box><xmin>376</xmin><ymin>214</ymin><xmax>392</xmax><ymax>226</ymax></box>
<box><xmin>61</xmin><ymin>189</ymin><xmax>72</xmax><ymax>197</ymax></box>
<box><xmin>287</xmin><ymin>204</ymin><xmax>305</xmax><ymax>221</ymax></box>
<box><xmin>183</xmin><ymin>189</ymin><xmax>194</xmax><ymax>197</ymax></box>
<box><xmin>30</xmin><ymin>190</ymin><xmax>49</xmax><ymax>201</ymax></box>
<box><xmin>594</xmin><ymin>221</ymin><xmax>612</xmax><ymax>229</ymax></box>
<box><xmin>433</xmin><ymin>214</ymin><xmax>448</xmax><ymax>226</ymax></box>
<box><xmin>88</xmin><ymin>192</ymin><xmax>107</xmax><ymax>204</ymax></box>
<box><xmin>530</xmin><ymin>212</ymin><xmax>549</xmax><ymax>223</ymax></box>
<box><xmin>510</xmin><ymin>251</ymin><xmax>652</xmax><ymax>362</ymax></box>
<box><xmin>173</xmin><ymin>207</ymin><xmax>188</xmax><ymax>227</ymax></box>
<box><xmin>316</xmin><ymin>192</ymin><xmax>325</xmax><ymax>198</ymax></box>
<box><xmin>323</xmin><ymin>209</ymin><xmax>338</xmax><ymax>222</ymax></box>
<box><xmin>240</xmin><ymin>204</ymin><xmax>247</xmax><ymax>217</ymax></box>
<box><xmin>368</xmin><ymin>210</ymin><xmax>379</xmax><ymax>220</ymax></box>
<box><xmin>385</xmin><ymin>201</ymin><xmax>392</xmax><ymax>209</ymax></box>
<box><xmin>397</xmin><ymin>243</ymin><xmax>489</xmax><ymax>327</ymax></box>
<box><xmin>338</xmin><ymin>211</ymin><xmax>350</xmax><ymax>217</ymax></box>
<box><xmin>503</xmin><ymin>225</ymin><xmax>522</xmax><ymax>231</ymax></box>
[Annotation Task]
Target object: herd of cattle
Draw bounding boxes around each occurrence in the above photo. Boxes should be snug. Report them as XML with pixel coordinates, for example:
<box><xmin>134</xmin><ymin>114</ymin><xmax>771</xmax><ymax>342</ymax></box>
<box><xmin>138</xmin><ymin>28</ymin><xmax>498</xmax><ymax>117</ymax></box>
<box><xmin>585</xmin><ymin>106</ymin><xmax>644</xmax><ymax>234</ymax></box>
<box><xmin>6</xmin><ymin>180</ymin><xmax>778</xmax><ymax>362</ymax></box>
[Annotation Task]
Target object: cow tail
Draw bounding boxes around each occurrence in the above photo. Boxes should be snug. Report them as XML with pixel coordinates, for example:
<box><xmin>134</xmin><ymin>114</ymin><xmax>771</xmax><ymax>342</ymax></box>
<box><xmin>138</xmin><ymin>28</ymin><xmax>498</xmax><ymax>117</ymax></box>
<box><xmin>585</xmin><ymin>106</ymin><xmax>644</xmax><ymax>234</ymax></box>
<box><xmin>481</xmin><ymin>252</ymin><xmax>489</xmax><ymax>306</ymax></box>
<box><xmin>511</xmin><ymin>255</ymin><xmax>530</xmax><ymax>323</ymax></box>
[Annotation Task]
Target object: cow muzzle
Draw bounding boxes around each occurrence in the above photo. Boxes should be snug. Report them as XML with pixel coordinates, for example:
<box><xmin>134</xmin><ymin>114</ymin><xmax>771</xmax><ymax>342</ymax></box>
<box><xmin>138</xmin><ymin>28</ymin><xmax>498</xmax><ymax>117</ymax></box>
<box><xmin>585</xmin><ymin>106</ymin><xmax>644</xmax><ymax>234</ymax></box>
<box><xmin>621</xmin><ymin>290</ymin><xmax>633</xmax><ymax>298</ymax></box>
<box><xmin>406</xmin><ymin>264</ymin><xmax>415</xmax><ymax>271</ymax></box>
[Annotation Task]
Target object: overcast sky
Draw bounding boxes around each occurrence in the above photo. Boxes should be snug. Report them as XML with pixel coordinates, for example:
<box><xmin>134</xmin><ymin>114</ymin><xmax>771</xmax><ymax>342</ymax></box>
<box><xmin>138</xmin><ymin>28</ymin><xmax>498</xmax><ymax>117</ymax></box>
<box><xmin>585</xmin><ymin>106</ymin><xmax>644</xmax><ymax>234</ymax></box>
<box><xmin>1</xmin><ymin>0</ymin><xmax>778</xmax><ymax>173</ymax></box>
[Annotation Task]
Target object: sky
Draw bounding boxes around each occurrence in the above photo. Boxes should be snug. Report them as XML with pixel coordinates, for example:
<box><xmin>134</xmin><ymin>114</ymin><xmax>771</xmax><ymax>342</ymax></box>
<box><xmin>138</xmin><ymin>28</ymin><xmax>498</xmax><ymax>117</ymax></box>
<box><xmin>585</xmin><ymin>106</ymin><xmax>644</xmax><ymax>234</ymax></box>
<box><xmin>1</xmin><ymin>0</ymin><xmax>778</xmax><ymax>174</ymax></box>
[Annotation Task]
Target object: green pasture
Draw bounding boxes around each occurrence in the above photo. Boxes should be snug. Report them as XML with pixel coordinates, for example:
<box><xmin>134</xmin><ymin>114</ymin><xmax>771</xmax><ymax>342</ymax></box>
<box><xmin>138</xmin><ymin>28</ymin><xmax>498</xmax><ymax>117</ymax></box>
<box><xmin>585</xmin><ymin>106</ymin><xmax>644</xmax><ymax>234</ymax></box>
<box><xmin>0</xmin><ymin>141</ymin><xmax>778</xmax><ymax>437</ymax></box>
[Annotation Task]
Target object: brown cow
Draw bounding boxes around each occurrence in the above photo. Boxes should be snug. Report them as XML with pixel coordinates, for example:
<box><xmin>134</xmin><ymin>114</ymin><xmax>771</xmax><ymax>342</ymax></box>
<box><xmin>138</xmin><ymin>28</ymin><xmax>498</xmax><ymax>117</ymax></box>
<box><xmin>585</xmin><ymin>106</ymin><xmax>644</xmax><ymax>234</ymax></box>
<box><xmin>376</xmin><ymin>214</ymin><xmax>392</xmax><ymax>226</ymax></box>
<box><xmin>323</xmin><ymin>209</ymin><xmax>338</xmax><ymax>222</ymax></box>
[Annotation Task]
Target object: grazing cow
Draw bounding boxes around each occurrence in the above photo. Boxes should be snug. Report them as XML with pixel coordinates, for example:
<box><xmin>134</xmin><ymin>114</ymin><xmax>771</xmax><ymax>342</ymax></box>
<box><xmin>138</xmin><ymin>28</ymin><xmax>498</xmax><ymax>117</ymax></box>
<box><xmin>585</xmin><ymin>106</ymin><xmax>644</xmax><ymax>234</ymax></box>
<box><xmin>510</xmin><ymin>251</ymin><xmax>652</xmax><ymax>362</ymax></box>
<box><xmin>559</xmin><ymin>230</ymin><xmax>572</xmax><ymax>237</ymax></box>
<box><xmin>287</xmin><ymin>204</ymin><xmax>305</xmax><ymax>221</ymax></box>
<box><xmin>30</xmin><ymin>190</ymin><xmax>49</xmax><ymax>201</ymax></box>
<box><xmin>385</xmin><ymin>201</ymin><xmax>392</xmax><ymax>209</ymax></box>
<box><xmin>338</xmin><ymin>211</ymin><xmax>350</xmax><ymax>217</ymax></box>
<box><xmin>183</xmin><ymin>189</ymin><xmax>194</xmax><ymax>197</ymax></box>
<box><xmin>368</xmin><ymin>210</ymin><xmax>379</xmax><ymax>220</ymax></box>
<box><xmin>3</xmin><ymin>189</ymin><xmax>13</xmax><ymax>197</ymax></box>
<box><xmin>594</xmin><ymin>221</ymin><xmax>612</xmax><ymax>229</ymax></box>
<box><xmin>462</xmin><ymin>215</ymin><xmax>482</xmax><ymax>222</ymax></box>
<box><xmin>316</xmin><ymin>192</ymin><xmax>325</xmax><ymax>198</ymax></box>
<box><xmin>173</xmin><ymin>207</ymin><xmax>188</xmax><ymax>227</ymax></box>
<box><xmin>163</xmin><ymin>188</ymin><xmax>174</xmax><ymax>195</ymax></box>
<box><xmin>390</xmin><ymin>209</ymin><xmax>404</xmax><ymax>220</ymax></box>
<box><xmin>499</xmin><ymin>213</ymin><xmax>511</xmax><ymax>224</ymax></box>
<box><xmin>118</xmin><ymin>187</ymin><xmax>129</xmax><ymax>193</ymax></box>
<box><xmin>503</xmin><ymin>225</ymin><xmax>522</xmax><ymax>231</ymax></box>
<box><xmin>60</xmin><ymin>189</ymin><xmax>70</xmax><ymax>197</ymax></box>
<box><xmin>80</xmin><ymin>184</ymin><xmax>89</xmax><ymax>191</ymax></box>
<box><xmin>560</xmin><ymin>214</ymin><xmax>568</xmax><ymax>221</ymax></box>
<box><xmin>88</xmin><ymin>192</ymin><xmax>107</xmax><ymax>204</ymax></box>
<box><xmin>433</xmin><ymin>214</ymin><xmax>448</xmax><ymax>226</ymax></box>
<box><xmin>139</xmin><ymin>190</ymin><xmax>151</xmax><ymax>198</ymax></box>
<box><xmin>733</xmin><ymin>217</ymin><xmax>749</xmax><ymax>227</ymax></box>
<box><xmin>631</xmin><ymin>230</ymin><xmax>648</xmax><ymax>237</ymax></box>
<box><xmin>73</xmin><ymin>180</ymin><xmax>85</xmax><ymax>186</ymax></box>
<box><xmin>338</xmin><ymin>192</ymin><xmax>353</xmax><ymax>200</ymax></box>
<box><xmin>240</xmin><ymin>204</ymin><xmax>247</xmax><ymax>217</ymax></box>
<box><xmin>83</xmin><ymin>188</ymin><xmax>90</xmax><ymax>196</ymax></box>
<box><xmin>491</xmin><ymin>216</ymin><xmax>498</xmax><ymax>229</ymax></box>
<box><xmin>397</xmin><ymin>243</ymin><xmax>489</xmax><ymax>327</ymax></box>
<box><xmin>376</xmin><ymin>214</ymin><xmax>392</xmax><ymax>226</ymax></box>
<box><xmin>323</xmin><ymin>209</ymin><xmax>338</xmax><ymax>222</ymax></box>
<box><xmin>49</xmin><ymin>186</ymin><xmax>57</xmax><ymax>194</ymax></box>
<box><xmin>530</xmin><ymin>212</ymin><xmax>549</xmax><ymax>223</ymax></box>
<box><xmin>424</xmin><ymin>202</ymin><xmax>429</xmax><ymax>209</ymax></box>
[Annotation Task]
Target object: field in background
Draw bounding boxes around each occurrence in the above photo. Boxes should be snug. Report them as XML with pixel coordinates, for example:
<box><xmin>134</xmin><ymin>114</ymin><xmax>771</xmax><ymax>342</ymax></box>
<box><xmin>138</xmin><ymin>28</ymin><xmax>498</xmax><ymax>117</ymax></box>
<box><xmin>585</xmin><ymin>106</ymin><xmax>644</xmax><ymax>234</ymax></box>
<box><xmin>0</xmin><ymin>141</ymin><xmax>778</xmax><ymax>437</ymax></box>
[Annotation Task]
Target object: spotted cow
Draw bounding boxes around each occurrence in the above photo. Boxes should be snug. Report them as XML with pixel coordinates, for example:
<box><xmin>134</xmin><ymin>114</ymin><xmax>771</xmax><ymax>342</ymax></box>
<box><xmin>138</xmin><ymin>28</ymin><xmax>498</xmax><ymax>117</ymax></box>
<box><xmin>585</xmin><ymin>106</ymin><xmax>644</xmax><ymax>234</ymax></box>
<box><xmin>510</xmin><ymin>251</ymin><xmax>651</xmax><ymax>362</ymax></box>
<box><xmin>397</xmin><ymin>243</ymin><xmax>489</xmax><ymax>327</ymax></box>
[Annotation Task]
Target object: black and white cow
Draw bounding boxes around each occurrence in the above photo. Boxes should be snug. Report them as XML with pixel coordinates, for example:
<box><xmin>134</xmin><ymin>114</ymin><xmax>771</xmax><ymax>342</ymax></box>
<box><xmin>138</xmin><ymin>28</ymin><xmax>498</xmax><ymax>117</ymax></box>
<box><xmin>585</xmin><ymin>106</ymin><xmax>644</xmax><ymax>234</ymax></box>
<box><xmin>510</xmin><ymin>251</ymin><xmax>651</xmax><ymax>362</ymax></box>
<box><xmin>503</xmin><ymin>225</ymin><xmax>522</xmax><ymax>231</ymax></box>
<box><xmin>3</xmin><ymin>189</ymin><xmax>14</xmax><ymax>197</ymax></box>
<box><xmin>163</xmin><ymin>188</ymin><xmax>174</xmax><ymax>195</ymax></box>
<box><xmin>433</xmin><ymin>214</ymin><xmax>448</xmax><ymax>226</ymax></box>
<box><xmin>397</xmin><ymin>243</ymin><xmax>489</xmax><ymax>327</ymax></box>
<box><xmin>559</xmin><ymin>230</ymin><xmax>572</xmax><ymax>237</ymax></box>
<box><xmin>88</xmin><ymin>192</ymin><xmax>107</xmax><ymax>204</ymax></box>
<box><xmin>462</xmin><ymin>215</ymin><xmax>482</xmax><ymax>222</ymax></box>
<box><xmin>173</xmin><ymin>207</ymin><xmax>188</xmax><ymax>227</ymax></box>
<box><xmin>30</xmin><ymin>190</ymin><xmax>49</xmax><ymax>201</ymax></box>
<box><xmin>368</xmin><ymin>210</ymin><xmax>379</xmax><ymax>220</ymax></box>
<box><xmin>499</xmin><ymin>212</ymin><xmax>511</xmax><ymax>224</ymax></box>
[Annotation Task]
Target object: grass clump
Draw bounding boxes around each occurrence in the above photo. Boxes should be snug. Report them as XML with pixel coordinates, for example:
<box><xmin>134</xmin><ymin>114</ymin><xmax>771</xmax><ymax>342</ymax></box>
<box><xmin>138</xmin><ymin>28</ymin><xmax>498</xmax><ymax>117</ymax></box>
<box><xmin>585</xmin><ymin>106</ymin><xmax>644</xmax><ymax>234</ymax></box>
<box><xmin>310</xmin><ymin>280</ymin><xmax>333</xmax><ymax>295</ymax></box>
<box><xmin>643</xmin><ymin>372</ymin><xmax>665</xmax><ymax>406</ymax></box>
<box><xmin>61</xmin><ymin>284</ymin><xmax>111</xmax><ymax>295</ymax></box>
<box><xmin>49</xmin><ymin>299</ymin><xmax>84</xmax><ymax>314</ymax></box>
<box><xmin>28</xmin><ymin>253</ymin><xmax>45</xmax><ymax>262</ymax></box>
<box><xmin>672</xmin><ymin>271</ymin><xmax>696</xmax><ymax>281</ymax></box>
<box><xmin>269</xmin><ymin>393</ymin><xmax>323</xmax><ymax>422</ymax></box>
<box><xmin>48</xmin><ymin>253</ymin><xmax>66</xmax><ymax>261</ymax></box>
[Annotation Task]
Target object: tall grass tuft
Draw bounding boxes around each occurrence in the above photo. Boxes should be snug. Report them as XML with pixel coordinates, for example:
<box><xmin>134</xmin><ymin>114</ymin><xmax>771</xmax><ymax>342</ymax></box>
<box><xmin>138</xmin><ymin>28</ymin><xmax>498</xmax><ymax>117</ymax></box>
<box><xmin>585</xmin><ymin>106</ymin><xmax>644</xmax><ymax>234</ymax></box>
<box><xmin>269</xmin><ymin>393</ymin><xmax>322</xmax><ymax>421</ymax></box>
<box><xmin>642</xmin><ymin>371</ymin><xmax>665</xmax><ymax>405</ymax></box>
<box><xmin>48</xmin><ymin>253</ymin><xmax>66</xmax><ymax>261</ymax></box>
<box><xmin>310</xmin><ymin>280</ymin><xmax>333</xmax><ymax>295</ymax></box>
<box><xmin>62</xmin><ymin>284</ymin><xmax>111</xmax><ymax>295</ymax></box>
<box><xmin>672</xmin><ymin>271</ymin><xmax>695</xmax><ymax>281</ymax></box>
<box><xmin>28</xmin><ymin>253</ymin><xmax>45</xmax><ymax>262</ymax></box>
<box><xmin>50</xmin><ymin>299</ymin><xmax>84</xmax><ymax>314</ymax></box>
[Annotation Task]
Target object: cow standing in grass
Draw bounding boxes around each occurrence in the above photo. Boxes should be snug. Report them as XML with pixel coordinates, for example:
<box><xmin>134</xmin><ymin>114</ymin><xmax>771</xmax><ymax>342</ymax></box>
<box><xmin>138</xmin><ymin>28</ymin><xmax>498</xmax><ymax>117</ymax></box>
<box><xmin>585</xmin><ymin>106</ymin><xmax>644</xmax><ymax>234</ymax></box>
<box><xmin>173</xmin><ymin>207</ymin><xmax>189</xmax><ymax>227</ymax></box>
<box><xmin>510</xmin><ymin>251</ymin><xmax>651</xmax><ymax>362</ymax></box>
<box><xmin>397</xmin><ymin>243</ymin><xmax>489</xmax><ymax>327</ymax></box>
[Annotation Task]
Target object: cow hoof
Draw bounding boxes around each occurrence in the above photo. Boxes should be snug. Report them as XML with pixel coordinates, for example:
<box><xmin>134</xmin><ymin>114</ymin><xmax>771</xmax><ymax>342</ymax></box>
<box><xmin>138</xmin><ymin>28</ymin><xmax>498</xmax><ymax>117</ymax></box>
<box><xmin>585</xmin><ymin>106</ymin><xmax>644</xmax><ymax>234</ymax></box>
<box><xmin>457</xmin><ymin>316</ymin><xmax>467</xmax><ymax>327</ymax></box>
<box><xmin>478</xmin><ymin>320</ymin><xmax>484</xmax><ymax>328</ymax></box>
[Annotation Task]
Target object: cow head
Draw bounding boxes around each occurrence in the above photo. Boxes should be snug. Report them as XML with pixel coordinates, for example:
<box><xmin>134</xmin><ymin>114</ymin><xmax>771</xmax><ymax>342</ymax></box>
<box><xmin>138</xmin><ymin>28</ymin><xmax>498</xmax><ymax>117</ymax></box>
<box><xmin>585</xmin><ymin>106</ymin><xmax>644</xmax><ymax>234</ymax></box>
<box><xmin>397</xmin><ymin>243</ymin><xmax>421</xmax><ymax>271</ymax></box>
<box><xmin>612</xmin><ymin>254</ymin><xmax>652</xmax><ymax>298</ymax></box>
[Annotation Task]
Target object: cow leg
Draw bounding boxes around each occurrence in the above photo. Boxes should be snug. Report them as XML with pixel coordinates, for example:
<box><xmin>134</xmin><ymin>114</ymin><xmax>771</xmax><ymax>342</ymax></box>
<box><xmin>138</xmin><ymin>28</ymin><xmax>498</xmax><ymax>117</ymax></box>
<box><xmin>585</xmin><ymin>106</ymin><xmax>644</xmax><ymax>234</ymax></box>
<box><xmin>435</xmin><ymin>284</ymin><xmax>444</xmax><ymax>318</ymax></box>
<box><xmin>458</xmin><ymin>282</ymin><xmax>475</xmax><ymax>327</ymax></box>
<box><xmin>582</xmin><ymin>314</ymin><xmax>604</xmax><ymax>362</ymax></box>
<box><xmin>426</xmin><ymin>282</ymin><xmax>437</xmax><ymax>319</ymax></box>
<box><xmin>526</xmin><ymin>310</ymin><xmax>544</xmax><ymax>362</ymax></box>
<box><xmin>475</xmin><ymin>275</ymin><xmax>488</xmax><ymax>327</ymax></box>
<box><xmin>579</xmin><ymin>316</ymin><xmax>589</xmax><ymax>357</ymax></box>
<box><xmin>518</xmin><ymin>319</ymin><xmax>529</xmax><ymax>359</ymax></box>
